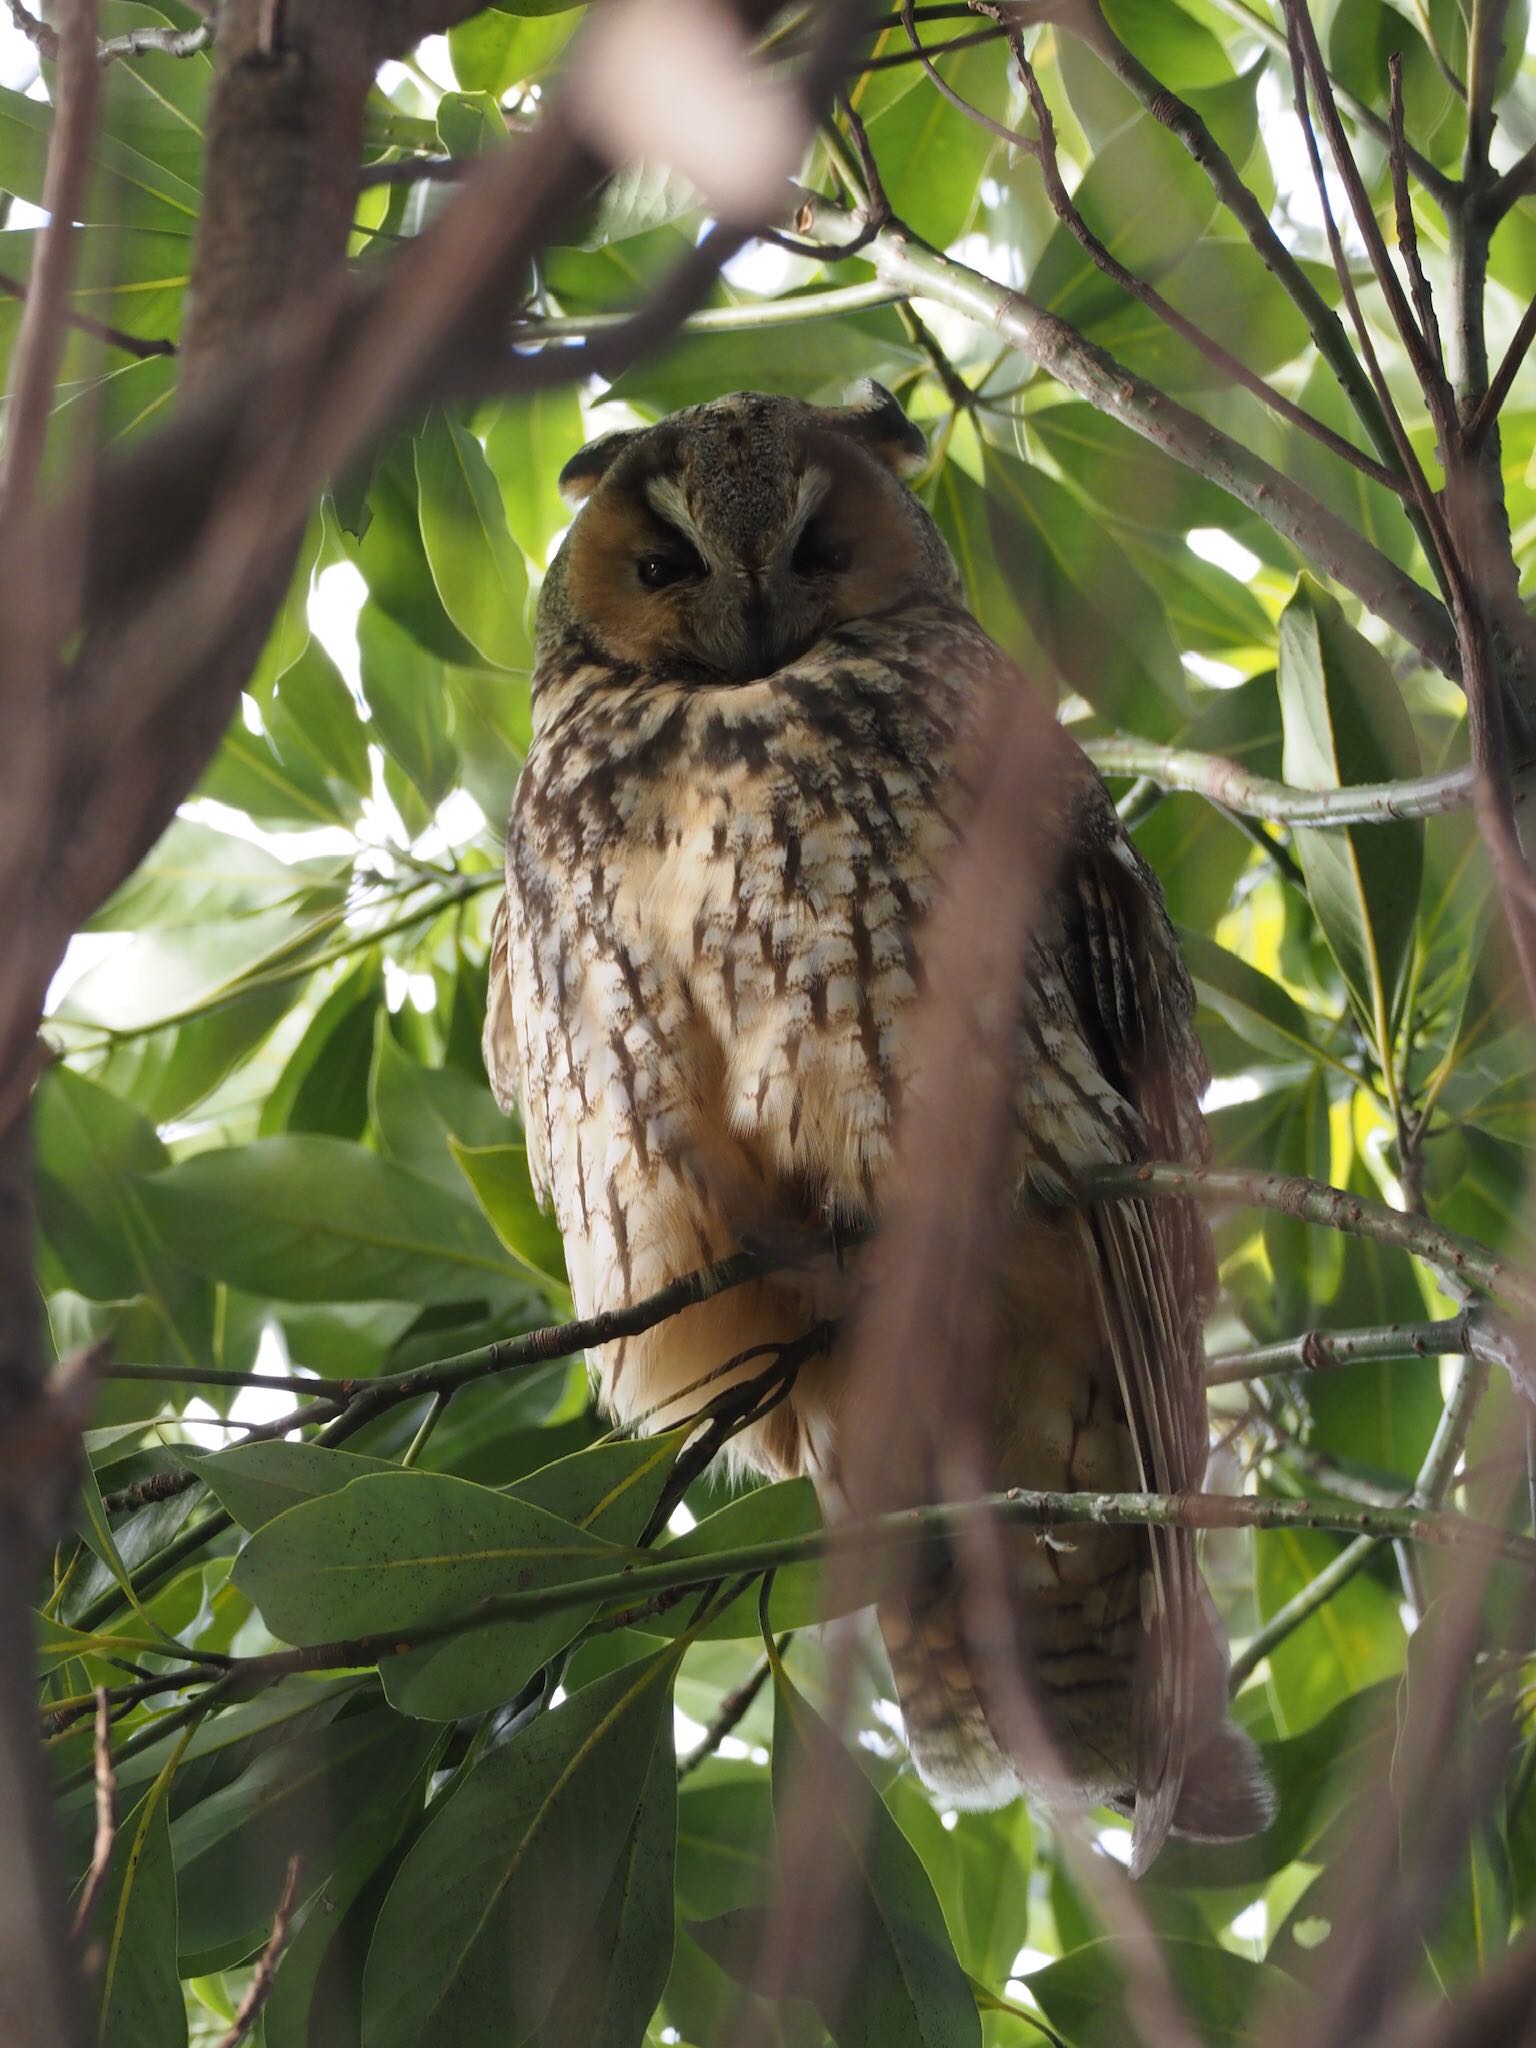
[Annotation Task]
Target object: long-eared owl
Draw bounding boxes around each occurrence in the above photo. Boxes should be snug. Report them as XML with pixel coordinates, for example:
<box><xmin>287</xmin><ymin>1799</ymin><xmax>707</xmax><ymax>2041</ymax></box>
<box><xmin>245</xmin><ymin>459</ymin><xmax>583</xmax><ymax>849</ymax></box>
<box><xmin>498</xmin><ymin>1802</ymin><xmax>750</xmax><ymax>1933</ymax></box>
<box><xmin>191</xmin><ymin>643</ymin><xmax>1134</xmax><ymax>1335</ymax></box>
<box><xmin>483</xmin><ymin>383</ymin><xmax>1272</xmax><ymax>1868</ymax></box>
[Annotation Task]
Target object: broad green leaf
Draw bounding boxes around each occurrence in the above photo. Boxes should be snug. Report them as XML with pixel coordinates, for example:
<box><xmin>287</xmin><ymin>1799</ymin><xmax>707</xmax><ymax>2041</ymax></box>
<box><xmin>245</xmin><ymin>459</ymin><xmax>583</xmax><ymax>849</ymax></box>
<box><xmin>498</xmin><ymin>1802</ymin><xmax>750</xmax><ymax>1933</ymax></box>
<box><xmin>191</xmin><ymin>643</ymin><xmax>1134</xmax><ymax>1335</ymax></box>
<box><xmin>449</xmin><ymin>9</ymin><xmax>575</xmax><ymax>93</ymax></box>
<box><xmin>1027</xmin><ymin>402</ymin><xmax>1236</xmax><ymax>536</ymax></box>
<box><xmin>358</xmin><ymin>602</ymin><xmax>460</xmax><ymax>808</ymax></box>
<box><xmin>450</xmin><ymin>1137</ymin><xmax>568</xmax><ymax>1286</ymax></box>
<box><xmin>1180</xmin><ymin>930</ymin><xmax>1322</xmax><ymax>1069</ymax></box>
<box><xmin>1092</xmin><ymin>237</ymin><xmax>1311</xmax><ymax>393</ymax></box>
<box><xmin>233</xmin><ymin>1469</ymin><xmax>629</xmax><ymax>1719</ymax></box>
<box><xmin>632</xmin><ymin>1479</ymin><xmax>837</xmax><ymax>1639</ymax></box>
<box><xmin>137</xmin><ymin>1135</ymin><xmax>523</xmax><ymax>1304</ymax></box>
<box><xmin>860</xmin><ymin>40</ymin><xmax>1008</xmax><ymax>250</ymax></box>
<box><xmin>526</xmin><ymin>1733</ymin><xmax>678</xmax><ymax>2048</ymax></box>
<box><xmin>1256</xmin><ymin>1525</ymin><xmax>1407</xmax><ymax>1736</ymax></box>
<box><xmin>1025</xmin><ymin>112</ymin><xmax>1219</xmax><ymax>332</ymax></box>
<box><xmin>348</xmin><ymin>442</ymin><xmax>484</xmax><ymax>666</ymax></box>
<box><xmin>1277</xmin><ymin>580</ymin><xmax>1424</xmax><ymax>1053</ymax></box>
<box><xmin>576</xmin><ymin>159</ymin><xmax>701</xmax><ymax>249</ymax></box>
<box><xmin>1329</xmin><ymin>0</ymin><xmax>1461</xmax><ymax>167</ymax></box>
<box><xmin>198</xmin><ymin>1442</ymin><xmax>402</xmax><ymax>1532</ymax></box>
<box><xmin>485</xmin><ymin>385</ymin><xmax>585</xmax><ymax>565</ymax></box>
<box><xmin>84</xmin><ymin>1781</ymin><xmax>186</xmax><ymax>2048</ymax></box>
<box><xmin>983</xmin><ymin>447</ymin><xmax>1188</xmax><ymax>736</ymax></box>
<box><xmin>371</xmin><ymin>1015</ymin><xmax>510</xmax><ymax>1192</ymax></box>
<box><xmin>361</xmin><ymin>1649</ymin><xmax>679</xmax><ymax>2048</ymax></box>
<box><xmin>1028</xmin><ymin>1937</ymin><xmax>1299</xmax><ymax>2045</ymax></box>
<box><xmin>414</xmin><ymin>407</ymin><xmax>531</xmax><ymax>670</ymax></box>
<box><xmin>171</xmin><ymin>1710</ymin><xmax>435</xmax><ymax>1962</ymax></box>
<box><xmin>435</xmin><ymin>89</ymin><xmax>503</xmax><ymax>159</ymax></box>
<box><xmin>608</xmin><ymin>311</ymin><xmax>921</xmax><ymax>414</ymax></box>
<box><xmin>0</xmin><ymin>83</ymin><xmax>199</xmax><ymax>231</ymax></box>
<box><xmin>34</xmin><ymin>1066</ymin><xmax>213</xmax><ymax>1366</ymax></box>
<box><xmin>258</xmin><ymin>954</ymin><xmax>383</xmax><ymax>1140</ymax></box>
<box><xmin>768</xmin><ymin>1662</ymin><xmax>980</xmax><ymax>2047</ymax></box>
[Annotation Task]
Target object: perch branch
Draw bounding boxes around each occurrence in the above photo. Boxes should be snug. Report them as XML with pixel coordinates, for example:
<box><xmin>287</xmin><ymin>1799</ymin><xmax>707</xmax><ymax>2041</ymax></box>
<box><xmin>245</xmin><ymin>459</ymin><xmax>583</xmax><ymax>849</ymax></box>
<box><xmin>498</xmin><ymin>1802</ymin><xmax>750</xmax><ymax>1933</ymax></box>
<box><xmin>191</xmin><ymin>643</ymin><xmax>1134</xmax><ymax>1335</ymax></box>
<box><xmin>1087</xmin><ymin>738</ymin><xmax>1477</xmax><ymax>825</ymax></box>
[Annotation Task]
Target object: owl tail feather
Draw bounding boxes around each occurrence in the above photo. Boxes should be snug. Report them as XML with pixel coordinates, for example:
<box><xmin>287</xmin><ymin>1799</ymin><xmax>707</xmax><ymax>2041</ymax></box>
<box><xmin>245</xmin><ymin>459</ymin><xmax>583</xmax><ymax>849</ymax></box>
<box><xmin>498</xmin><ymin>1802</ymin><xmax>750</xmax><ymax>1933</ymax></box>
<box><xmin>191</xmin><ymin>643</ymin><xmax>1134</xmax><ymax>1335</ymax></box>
<box><xmin>880</xmin><ymin>1581</ymin><xmax>1274</xmax><ymax>1864</ymax></box>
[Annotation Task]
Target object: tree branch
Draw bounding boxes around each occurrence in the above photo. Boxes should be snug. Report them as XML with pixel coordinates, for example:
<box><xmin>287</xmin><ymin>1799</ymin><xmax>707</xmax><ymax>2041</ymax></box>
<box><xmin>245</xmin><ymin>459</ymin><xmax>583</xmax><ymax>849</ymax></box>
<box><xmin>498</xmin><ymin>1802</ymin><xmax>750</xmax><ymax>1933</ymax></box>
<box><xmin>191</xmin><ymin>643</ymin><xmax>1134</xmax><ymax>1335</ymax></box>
<box><xmin>793</xmin><ymin>194</ymin><xmax>1461</xmax><ymax>677</ymax></box>
<box><xmin>1206</xmin><ymin>1310</ymin><xmax>1505</xmax><ymax>1387</ymax></box>
<box><xmin>1087</xmin><ymin>737</ymin><xmax>1477</xmax><ymax>825</ymax></box>
<box><xmin>1074</xmin><ymin>1161</ymin><xmax>1536</xmax><ymax>1318</ymax></box>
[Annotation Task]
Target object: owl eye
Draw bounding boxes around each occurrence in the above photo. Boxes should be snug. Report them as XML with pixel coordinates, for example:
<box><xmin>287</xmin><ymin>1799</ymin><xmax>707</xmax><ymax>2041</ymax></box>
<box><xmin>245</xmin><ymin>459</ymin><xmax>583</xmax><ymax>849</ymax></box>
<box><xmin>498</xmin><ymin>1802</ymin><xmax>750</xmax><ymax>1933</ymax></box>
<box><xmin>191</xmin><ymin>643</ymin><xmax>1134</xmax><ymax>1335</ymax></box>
<box><xmin>791</xmin><ymin>520</ymin><xmax>852</xmax><ymax>576</ymax></box>
<box><xmin>636</xmin><ymin>544</ymin><xmax>705</xmax><ymax>590</ymax></box>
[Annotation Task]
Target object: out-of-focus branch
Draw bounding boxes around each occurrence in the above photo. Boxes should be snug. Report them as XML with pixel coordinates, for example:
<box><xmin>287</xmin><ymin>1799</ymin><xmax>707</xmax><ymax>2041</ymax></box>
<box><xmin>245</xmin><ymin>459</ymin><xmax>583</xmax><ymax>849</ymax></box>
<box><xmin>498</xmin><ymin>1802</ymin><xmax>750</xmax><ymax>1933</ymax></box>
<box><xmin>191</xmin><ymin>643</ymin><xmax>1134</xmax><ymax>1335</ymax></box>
<box><xmin>1087</xmin><ymin>739</ymin><xmax>1477</xmax><ymax>826</ymax></box>
<box><xmin>793</xmin><ymin>193</ymin><xmax>1461</xmax><ymax>677</ymax></box>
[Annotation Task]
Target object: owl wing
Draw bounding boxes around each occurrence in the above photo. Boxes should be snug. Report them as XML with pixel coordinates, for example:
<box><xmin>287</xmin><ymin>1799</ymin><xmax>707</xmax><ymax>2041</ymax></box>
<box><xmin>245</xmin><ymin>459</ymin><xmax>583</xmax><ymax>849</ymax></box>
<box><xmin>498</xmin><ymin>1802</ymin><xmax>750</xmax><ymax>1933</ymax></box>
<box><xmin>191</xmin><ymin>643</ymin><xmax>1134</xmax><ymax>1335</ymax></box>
<box><xmin>1047</xmin><ymin>782</ymin><xmax>1214</xmax><ymax>1872</ymax></box>
<box><xmin>482</xmin><ymin>892</ymin><xmax>522</xmax><ymax>1120</ymax></box>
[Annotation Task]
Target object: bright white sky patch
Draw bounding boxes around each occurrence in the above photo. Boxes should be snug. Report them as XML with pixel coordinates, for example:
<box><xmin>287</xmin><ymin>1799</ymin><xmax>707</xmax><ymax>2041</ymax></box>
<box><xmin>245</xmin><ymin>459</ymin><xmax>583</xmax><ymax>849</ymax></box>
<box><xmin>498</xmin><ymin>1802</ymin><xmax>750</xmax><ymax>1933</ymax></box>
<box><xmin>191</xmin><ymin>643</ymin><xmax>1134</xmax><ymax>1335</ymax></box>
<box><xmin>1189</xmin><ymin>527</ymin><xmax>1263</xmax><ymax>581</ymax></box>
<box><xmin>309</xmin><ymin>562</ymin><xmax>368</xmax><ymax>706</ymax></box>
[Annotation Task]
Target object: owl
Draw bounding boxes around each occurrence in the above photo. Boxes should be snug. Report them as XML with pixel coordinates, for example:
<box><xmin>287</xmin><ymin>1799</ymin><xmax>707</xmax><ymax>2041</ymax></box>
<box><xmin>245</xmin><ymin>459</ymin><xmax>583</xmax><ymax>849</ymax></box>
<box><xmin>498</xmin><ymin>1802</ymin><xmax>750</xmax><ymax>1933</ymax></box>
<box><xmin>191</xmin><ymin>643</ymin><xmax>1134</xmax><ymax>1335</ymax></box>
<box><xmin>483</xmin><ymin>383</ymin><xmax>1272</xmax><ymax>1869</ymax></box>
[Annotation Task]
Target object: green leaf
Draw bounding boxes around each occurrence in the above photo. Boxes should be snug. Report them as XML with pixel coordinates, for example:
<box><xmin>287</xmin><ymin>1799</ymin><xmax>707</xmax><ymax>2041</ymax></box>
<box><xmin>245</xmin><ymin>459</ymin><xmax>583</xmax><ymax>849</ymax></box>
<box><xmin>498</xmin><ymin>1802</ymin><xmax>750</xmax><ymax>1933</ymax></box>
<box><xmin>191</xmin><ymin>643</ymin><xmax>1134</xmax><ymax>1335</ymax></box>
<box><xmin>607</xmin><ymin>311</ymin><xmax>921</xmax><ymax>415</ymax></box>
<box><xmin>414</xmin><ymin>407</ymin><xmax>531</xmax><ymax>670</ymax></box>
<box><xmin>526</xmin><ymin>1733</ymin><xmax>678</xmax><ymax>2048</ymax></box>
<box><xmin>1179</xmin><ymin>930</ymin><xmax>1321</xmax><ymax>1068</ymax></box>
<box><xmin>1025</xmin><ymin>112</ymin><xmax>1219</xmax><ymax>332</ymax></box>
<box><xmin>34</xmin><ymin>1066</ymin><xmax>213</xmax><ymax>1366</ymax></box>
<box><xmin>259</xmin><ymin>954</ymin><xmax>384</xmax><ymax>1139</ymax></box>
<box><xmin>361</xmin><ymin>1649</ymin><xmax>678</xmax><ymax>2048</ymax></box>
<box><xmin>197</xmin><ymin>1441</ymin><xmax>401</xmax><ymax>1532</ymax></box>
<box><xmin>347</xmin><ymin>442</ymin><xmax>484</xmax><ymax>666</ymax></box>
<box><xmin>0</xmin><ymin>83</ymin><xmax>199</xmax><ymax>231</ymax></box>
<box><xmin>484</xmin><ymin>385</ymin><xmax>585</xmax><ymax>566</ymax></box>
<box><xmin>576</xmin><ymin>160</ymin><xmax>702</xmax><ymax>249</ymax></box>
<box><xmin>358</xmin><ymin>602</ymin><xmax>461</xmax><ymax>808</ymax></box>
<box><xmin>450</xmin><ymin>1137</ymin><xmax>568</xmax><ymax>1286</ymax></box>
<box><xmin>232</xmin><ymin>1469</ymin><xmax>629</xmax><ymax>1720</ymax></box>
<box><xmin>983</xmin><ymin>447</ymin><xmax>1188</xmax><ymax>736</ymax></box>
<box><xmin>137</xmin><ymin>1135</ymin><xmax>523</xmax><ymax>1304</ymax></box>
<box><xmin>436</xmin><ymin>89</ymin><xmax>503</xmax><ymax>159</ymax></box>
<box><xmin>171</xmin><ymin>1710</ymin><xmax>435</xmax><ymax>1962</ymax></box>
<box><xmin>85</xmin><ymin>1781</ymin><xmax>186</xmax><ymax>2048</ymax></box>
<box><xmin>633</xmin><ymin>1480</ymin><xmax>837</xmax><ymax>1638</ymax></box>
<box><xmin>767</xmin><ymin>1661</ymin><xmax>981</xmax><ymax>2047</ymax></box>
<box><xmin>1277</xmin><ymin>580</ymin><xmax>1424</xmax><ymax>1052</ymax></box>
<box><xmin>1027</xmin><ymin>1937</ymin><xmax>1298</xmax><ymax>2046</ymax></box>
<box><xmin>1255</xmin><ymin>1525</ymin><xmax>1406</xmax><ymax>1736</ymax></box>
<box><xmin>370</xmin><ymin>1015</ymin><xmax>511</xmax><ymax>1192</ymax></box>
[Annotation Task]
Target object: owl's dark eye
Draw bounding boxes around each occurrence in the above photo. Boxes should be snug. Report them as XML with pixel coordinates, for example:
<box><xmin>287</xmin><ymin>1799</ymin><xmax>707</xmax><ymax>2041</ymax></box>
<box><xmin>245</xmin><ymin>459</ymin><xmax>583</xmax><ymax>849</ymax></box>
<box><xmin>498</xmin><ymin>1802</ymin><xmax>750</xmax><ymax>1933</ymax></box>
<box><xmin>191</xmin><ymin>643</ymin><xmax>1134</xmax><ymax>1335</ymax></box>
<box><xmin>636</xmin><ymin>542</ymin><xmax>705</xmax><ymax>590</ymax></box>
<box><xmin>791</xmin><ymin>520</ymin><xmax>852</xmax><ymax>576</ymax></box>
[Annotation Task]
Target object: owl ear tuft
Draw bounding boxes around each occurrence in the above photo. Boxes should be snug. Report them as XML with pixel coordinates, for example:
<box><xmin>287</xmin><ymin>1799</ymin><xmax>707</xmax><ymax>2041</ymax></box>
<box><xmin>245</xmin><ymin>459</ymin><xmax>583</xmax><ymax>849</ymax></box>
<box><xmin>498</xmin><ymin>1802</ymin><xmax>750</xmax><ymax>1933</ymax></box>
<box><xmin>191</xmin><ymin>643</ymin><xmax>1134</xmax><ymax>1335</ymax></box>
<box><xmin>558</xmin><ymin>428</ymin><xmax>642</xmax><ymax>505</ymax></box>
<box><xmin>830</xmin><ymin>379</ymin><xmax>928</xmax><ymax>478</ymax></box>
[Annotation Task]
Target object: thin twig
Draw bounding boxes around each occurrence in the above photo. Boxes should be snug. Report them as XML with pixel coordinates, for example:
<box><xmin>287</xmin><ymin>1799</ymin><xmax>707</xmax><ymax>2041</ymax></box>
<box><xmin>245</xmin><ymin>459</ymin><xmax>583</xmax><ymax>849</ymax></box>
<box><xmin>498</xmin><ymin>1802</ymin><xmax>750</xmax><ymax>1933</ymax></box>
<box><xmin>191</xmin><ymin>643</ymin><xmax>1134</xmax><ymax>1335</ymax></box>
<box><xmin>0</xmin><ymin>272</ymin><xmax>176</xmax><ymax>360</ymax></box>
<box><xmin>1484</xmin><ymin>141</ymin><xmax>1536</xmax><ymax>223</ymax></box>
<box><xmin>1466</xmin><ymin>292</ymin><xmax>1536</xmax><ymax>446</ymax></box>
<box><xmin>677</xmin><ymin>1638</ymin><xmax>788</xmax><ymax>1778</ymax></box>
<box><xmin>1388</xmin><ymin>52</ymin><xmax>1448</xmax><ymax>392</ymax></box>
<box><xmin>215</xmin><ymin>1853</ymin><xmax>304</xmax><ymax>2048</ymax></box>
<box><xmin>69</xmin><ymin>1689</ymin><xmax>116</xmax><ymax>1946</ymax></box>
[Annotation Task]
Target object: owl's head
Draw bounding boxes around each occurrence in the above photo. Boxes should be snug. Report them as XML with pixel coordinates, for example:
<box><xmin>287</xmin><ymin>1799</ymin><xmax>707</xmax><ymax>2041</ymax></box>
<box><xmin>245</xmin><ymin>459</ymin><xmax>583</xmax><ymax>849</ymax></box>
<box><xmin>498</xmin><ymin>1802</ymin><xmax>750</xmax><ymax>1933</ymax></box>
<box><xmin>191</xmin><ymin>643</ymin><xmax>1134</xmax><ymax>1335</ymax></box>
<box><xmin>540</xmin><ymin>383</ymin><xmax>959</xmax><ymax>684</ymax></box>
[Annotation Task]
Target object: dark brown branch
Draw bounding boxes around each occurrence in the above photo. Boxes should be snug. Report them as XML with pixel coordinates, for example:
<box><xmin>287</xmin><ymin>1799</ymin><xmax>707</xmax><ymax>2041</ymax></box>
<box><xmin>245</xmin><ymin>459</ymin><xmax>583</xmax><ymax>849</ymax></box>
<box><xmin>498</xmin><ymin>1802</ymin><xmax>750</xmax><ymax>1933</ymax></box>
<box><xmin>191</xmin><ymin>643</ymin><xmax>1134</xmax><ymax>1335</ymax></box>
<box><xmin>1466</xmin><ymin>291</ymin><xmax>1536</xmax><ymax>446</ymax></box>
<box><xmin>677</xmin><ymin>1638</ymin><xmax>788</xmax><ymax>1779</ymax></box>
<box><xmin>0</xmin><ymin>272</ymin><xmax>176</xmax><ymax>361</ymax></box>
<box><xmin>1388</xmin><ymin>51</ymin><xmax>1448</xmax><ymax>393</ymax></box>
<box><xmin>1483</xmin><ymin>140</ymin><xmax>1536</xmax><ymax>223</ymax></box>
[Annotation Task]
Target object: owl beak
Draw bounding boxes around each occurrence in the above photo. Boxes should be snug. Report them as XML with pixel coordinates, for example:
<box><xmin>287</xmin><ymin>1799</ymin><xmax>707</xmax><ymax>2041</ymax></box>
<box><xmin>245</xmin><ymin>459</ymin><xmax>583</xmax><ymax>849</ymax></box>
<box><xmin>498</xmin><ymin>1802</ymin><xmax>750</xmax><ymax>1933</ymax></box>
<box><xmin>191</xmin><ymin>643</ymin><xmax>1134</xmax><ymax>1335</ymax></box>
<box><xmin>720</xmin><ymin>572</ymin><xmax>810</xmax><ymax>683</ymax></box>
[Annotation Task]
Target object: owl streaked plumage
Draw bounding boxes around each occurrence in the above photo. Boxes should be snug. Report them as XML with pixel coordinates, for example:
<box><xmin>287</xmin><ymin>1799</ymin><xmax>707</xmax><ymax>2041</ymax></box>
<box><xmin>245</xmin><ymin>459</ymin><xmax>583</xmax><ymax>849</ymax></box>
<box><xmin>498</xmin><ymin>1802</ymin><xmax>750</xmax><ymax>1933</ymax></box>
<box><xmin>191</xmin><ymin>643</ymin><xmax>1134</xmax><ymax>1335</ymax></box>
<box><xmin>484</xmin><ymin>384</ymin><xmax>1272</xmax><ymax>1867</ymax></box>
